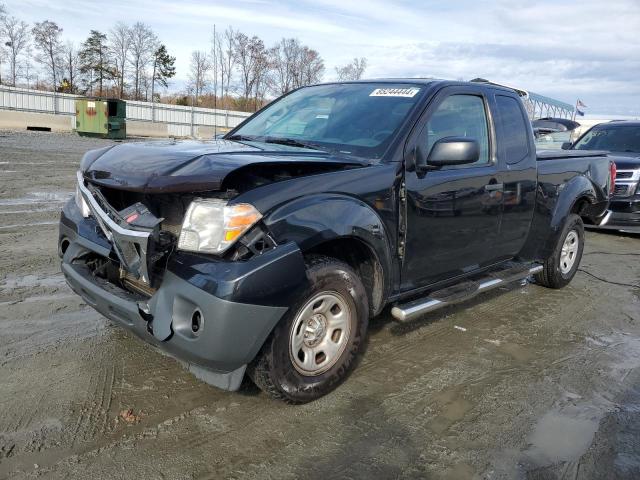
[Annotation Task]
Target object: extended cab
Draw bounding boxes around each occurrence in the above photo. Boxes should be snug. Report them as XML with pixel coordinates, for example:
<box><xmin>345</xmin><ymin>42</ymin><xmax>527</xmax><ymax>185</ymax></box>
<box><xmin>59</xmin><ymin>80</ymin><xmax>614</xmax><ymax>403</ymax></box>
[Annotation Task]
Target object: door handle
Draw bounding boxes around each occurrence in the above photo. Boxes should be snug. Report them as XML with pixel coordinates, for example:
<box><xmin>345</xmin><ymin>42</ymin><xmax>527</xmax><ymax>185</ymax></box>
<box><xmin>484</xmin><ymin>183</ymin><xmax>504</xmax><ymax>192</ymax></box>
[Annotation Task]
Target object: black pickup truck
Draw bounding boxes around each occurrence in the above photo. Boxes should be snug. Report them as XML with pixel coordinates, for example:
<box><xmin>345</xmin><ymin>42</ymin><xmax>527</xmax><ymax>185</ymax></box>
<box><xmin>59</xmin><ymin>80</ymin><xmax>615</xmax><ymax>403</ymax></box>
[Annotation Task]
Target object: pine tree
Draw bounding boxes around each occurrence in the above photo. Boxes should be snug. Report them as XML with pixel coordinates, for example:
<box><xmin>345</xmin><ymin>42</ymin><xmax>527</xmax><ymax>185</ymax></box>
<box><xmin>150</xmin><ymin>44</ymin><xmax>175</xmax><ymax>102</ymax></box>
<box><xmin>79</xmin><ymin>30</ymin><xmax>111</xmax><ymax>96</ymax></box>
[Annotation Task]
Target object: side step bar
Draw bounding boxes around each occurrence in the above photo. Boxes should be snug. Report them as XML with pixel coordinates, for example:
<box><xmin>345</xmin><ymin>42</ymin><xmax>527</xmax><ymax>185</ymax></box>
<box><xmin>391</xmin><ymin>264</ymin><xmax>543</xmax><ymax>322</ymax></box>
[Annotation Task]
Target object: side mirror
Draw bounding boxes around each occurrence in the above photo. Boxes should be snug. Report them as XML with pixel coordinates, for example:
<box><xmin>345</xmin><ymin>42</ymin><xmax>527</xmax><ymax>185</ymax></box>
<box><xmin>561</xmin><ymin>142</ymin><xmax>572</xmax><ymax>150</ymax></box>
<box><xmin>417</xmin><ymin>137</ymin><xmax>480</xmax><ymax>171</ymax></box>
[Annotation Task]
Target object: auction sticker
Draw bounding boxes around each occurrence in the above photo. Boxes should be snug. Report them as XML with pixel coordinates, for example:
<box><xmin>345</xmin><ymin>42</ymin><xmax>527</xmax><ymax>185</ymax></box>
<box><xmin>370</xmin><ymin>87</ymin><xmax>420</xmax><ymax>97</ymax></box>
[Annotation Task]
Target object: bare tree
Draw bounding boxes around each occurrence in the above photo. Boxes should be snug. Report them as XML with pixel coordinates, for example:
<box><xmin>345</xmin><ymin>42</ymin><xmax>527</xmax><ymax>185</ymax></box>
<box><xmin>269</xmin><ymin>38</ymin><xmax>298</xmax><ymax>95</ymax></box>
<box><xmin>269</xmin><ymin>38</ymin><xmax>324</xmax><ymax>95</ymax></box>
<box><xmin>188</xmin><ymin>50</ymin><xmax>210</xmax><ymax>104</ymax></box>
<box><xmin>296</xmin><ymin>46</ymin><xmax>324</xmax><ymax>88</ymax></box>
<box><xmin>128</xmin><ymin>22</ymin><xmax>157</xmax><ymax>100</ymax></box>
<box><xmin>234</xmin><ymin>32</ymin><xmax>268</xmax><ymax>104</ymax></box>
<box><xmin>22</xmin><ymin>46</ymin><xmax>35</xmax><ymax>87</ymax></box>
<box><xmin>0</xmin><ymin>2</ymin><xmax>5</xmax><ymax>83</ymax></box>
<box><xmin>252</xmin><ymin>46</ymin><xmax>271</xmax><ymax>110</ymax></box>
<box><xmin>109</xmin><ymin>22</ymin><xmax>130</xmax><ymax>98</ymax></box>
<box><xmin>219</xmin><ymin>26</ymin><xmax>236</xmax><ymax>98</ymax></box>
<box><xmin>32</xmin><ymin>20</ymin><xmax>63</xmax><ymax>90</ymax></box>
<box><xmin>1</xmin><ymin>15</ymin><xmax>30</xmax><ymax>86</ymax></box>
<box><xmin>62</xmin><ymin>41</ymin><xmax>80</xmax><ymax>92</ymax></box>
<box><xmin>335</xmin><ymin>57</ymin><xmax>367</xmax><ymax>81</ymax></box>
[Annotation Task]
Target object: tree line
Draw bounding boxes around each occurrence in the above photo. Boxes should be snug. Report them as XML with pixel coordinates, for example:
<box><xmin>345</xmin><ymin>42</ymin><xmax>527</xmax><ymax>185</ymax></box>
<box><xmin>0</xmin><ymin>3</ymin><xmax>367</xmax><ymax>112</ymax></box>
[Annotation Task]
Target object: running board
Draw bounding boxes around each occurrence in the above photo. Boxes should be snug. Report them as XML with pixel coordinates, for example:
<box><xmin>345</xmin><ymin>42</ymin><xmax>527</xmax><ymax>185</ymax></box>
<box><xmin>391</xmin><ymin>264</ymin><xmax>543</xmax><ymax>322</ymax></box>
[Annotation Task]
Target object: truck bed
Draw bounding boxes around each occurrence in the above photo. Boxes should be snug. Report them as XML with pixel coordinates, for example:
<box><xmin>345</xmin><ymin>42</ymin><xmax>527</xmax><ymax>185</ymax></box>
<box><xmin>536</xmin><ymin>150</ymin><xmax>608</xmax><ymax>161</ymax></box>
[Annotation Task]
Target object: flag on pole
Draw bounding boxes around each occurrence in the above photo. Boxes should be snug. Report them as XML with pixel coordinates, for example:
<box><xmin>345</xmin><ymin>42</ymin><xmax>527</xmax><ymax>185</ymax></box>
<box><xmin>575</xmin><ymin>99</ymin><xmax>587</xmax><ymax>117</ymax></box>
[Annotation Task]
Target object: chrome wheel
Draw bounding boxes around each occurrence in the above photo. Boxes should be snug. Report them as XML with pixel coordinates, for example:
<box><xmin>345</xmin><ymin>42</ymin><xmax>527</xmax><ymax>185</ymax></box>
<box><xmin>559</xmin><ymin>230</ymin><xmax>579</xmax><ymax>274</ymax></box>
<box><xmin>289</xmin><ymin>291</ymin><xmax>352</xmax><ymax>376</ymax></box>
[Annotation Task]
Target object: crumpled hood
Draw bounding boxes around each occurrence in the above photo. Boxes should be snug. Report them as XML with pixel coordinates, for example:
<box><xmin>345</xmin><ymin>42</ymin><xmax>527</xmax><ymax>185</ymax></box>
<box><xmin>82</xmin><ymin>139</ymin><xmax>366</xmax><ymax>193</ymax></box>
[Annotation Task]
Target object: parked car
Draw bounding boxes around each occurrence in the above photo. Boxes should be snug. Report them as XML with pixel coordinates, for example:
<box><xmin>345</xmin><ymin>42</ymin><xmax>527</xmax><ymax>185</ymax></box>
<box><xmin>565</xmin><ymin>120</ymin><xmax>640</xmax><ymax>232</ymax></box>
<box><xmin>535</xmin><ymin>130</ymin><xmax>573</xmax><ymax>149</ymax></box>
<box><xmin>533</xmin><ymin>117</ymin><xmax>581</xmax><ymax>150</ymax></box>
<box><xmin>59</xmin><ymin>80</ymin><xmax>614</xmax><ymax>403</ymax></box>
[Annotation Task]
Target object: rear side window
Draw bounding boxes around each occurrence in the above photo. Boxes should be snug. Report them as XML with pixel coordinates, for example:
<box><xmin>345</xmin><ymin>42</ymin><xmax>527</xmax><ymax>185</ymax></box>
<box><xmin>424</xmin><ymin>94</ymin><xmax>490</xmax><ymax>166</ymax></box>
<box><xmin>495</xmin><ymin>95</ymin><xmax>530</xmax><ymax>164</ymax></box>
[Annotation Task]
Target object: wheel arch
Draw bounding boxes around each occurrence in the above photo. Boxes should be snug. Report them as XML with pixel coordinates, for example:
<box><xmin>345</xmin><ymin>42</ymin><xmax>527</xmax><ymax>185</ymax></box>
<box><xmin>538</xmin><ymin>176</ymin><xmax>603</xmax><ymax>260</ymax></box>
<box><xmin>305</xmin><ymin>236</ymin><xmax>386</xmax><ymax>316</ymax></box>
<box><xmin>263</xmin><ymin>193</ymin><xmax>394</xmax><ymax>316</ymax></box>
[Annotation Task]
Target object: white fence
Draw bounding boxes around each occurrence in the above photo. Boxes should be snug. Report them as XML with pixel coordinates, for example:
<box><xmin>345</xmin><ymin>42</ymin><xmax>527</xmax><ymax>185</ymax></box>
<box><xmin>0</xmin><ymin>85</ymin><xmax>252</xmax><ymax>136</ymax></box>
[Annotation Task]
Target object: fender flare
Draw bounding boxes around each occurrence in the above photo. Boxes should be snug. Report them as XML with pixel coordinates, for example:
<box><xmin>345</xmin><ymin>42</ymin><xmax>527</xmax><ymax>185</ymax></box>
<box><xmin>263</xmin><ymin>193</ymin><xmax>394</xmax><ymax>307</ymax></box>
<box><xmin>542</xmin><ymin>175</ymin><xmax>602</xmax><ymax>258</ymax></box>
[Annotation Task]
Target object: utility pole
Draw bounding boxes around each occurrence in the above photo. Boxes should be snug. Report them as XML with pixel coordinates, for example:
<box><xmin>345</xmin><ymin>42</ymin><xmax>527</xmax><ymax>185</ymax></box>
<box><xmin>190</xmin><ymin>93</ymin><xmax>195</xmax><ymax>138</ymax></box>
<box><xmin>213</xmin><ymin>24</ymin><xmax>217</xmax><ymax>138</ymax></box>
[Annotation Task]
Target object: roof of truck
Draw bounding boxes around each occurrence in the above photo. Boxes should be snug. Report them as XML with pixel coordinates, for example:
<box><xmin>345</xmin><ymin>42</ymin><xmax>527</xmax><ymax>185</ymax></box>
<box><xmin>324</xmin><ymin>78</ymin><xmax>516</xmax><ymax>92</ymax></box>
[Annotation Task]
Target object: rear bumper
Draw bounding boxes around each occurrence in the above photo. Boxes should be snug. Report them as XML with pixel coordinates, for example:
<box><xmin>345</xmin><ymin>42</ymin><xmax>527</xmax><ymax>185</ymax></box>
<box><xmin>59</xmin><ymin>199</ymin><xmax>307</xmax><ymax>390</ymax></box>
<box><xmin>595</xmin><ymin>198</ymin><xmax>640</xmax><ymax>232</ymax></box>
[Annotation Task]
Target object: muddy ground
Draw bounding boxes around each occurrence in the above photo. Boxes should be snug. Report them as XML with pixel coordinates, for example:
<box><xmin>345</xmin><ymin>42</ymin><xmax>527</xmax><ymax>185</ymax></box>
<box><xmin>0</xmin><ymin>130</ymin><xmax>639</xmax><ymax>479</ymax></box>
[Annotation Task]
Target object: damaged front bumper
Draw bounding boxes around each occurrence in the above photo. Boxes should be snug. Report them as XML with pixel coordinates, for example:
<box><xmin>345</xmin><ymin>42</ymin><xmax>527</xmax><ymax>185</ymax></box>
<box><xmin>59</xmin><ymin>198</ymin><xmax>307</xmax><ymax>391</ymax></box>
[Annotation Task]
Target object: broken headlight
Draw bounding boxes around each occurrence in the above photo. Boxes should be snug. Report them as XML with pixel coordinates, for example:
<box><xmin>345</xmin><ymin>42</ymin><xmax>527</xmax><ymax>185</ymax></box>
<box><xmin>177</xmin><ymin>199</ymin><xmax>262</xmax><ymax>254</ymax></box>
<box><xmin>75</xmin><ymin>180</ymin><xmax>90</xmax><ymax>218</ymax></box>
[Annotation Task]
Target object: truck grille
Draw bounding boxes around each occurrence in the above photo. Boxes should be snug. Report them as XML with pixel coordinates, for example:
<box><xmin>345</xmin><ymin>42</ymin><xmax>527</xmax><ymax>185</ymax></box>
<box><xmin>613</xmin><ymin>184</ymin><xmax>631</xmax><ymax>196</ymax></box>
<box><xmin>616</xmin><ymin>171</ymin><xmax>634</xmax><ymax>179</ymax></box>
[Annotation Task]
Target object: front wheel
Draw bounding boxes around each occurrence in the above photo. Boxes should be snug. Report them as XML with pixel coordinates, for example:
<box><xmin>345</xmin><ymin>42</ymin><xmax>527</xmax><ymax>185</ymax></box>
<box><xmin>247</xmin><ymin>255</ymin><xmax>369</xmax><ymax>403</ymax></box>
<box><xmin>535</xmin><ymin>213</ymin><xmax>585</xmax><ymax>289</ymax></box>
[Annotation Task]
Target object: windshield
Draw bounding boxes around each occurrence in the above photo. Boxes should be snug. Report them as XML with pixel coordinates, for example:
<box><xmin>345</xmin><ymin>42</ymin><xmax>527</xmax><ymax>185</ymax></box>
<box><xmin>573</xmin><ymin>125</ymin><xmax>640</xmax><ymax>153</ymax></box>
<box><xmin>228</xmin><ymin>83</ymin><xmax>424</xmax><ymax>159</ymax></box>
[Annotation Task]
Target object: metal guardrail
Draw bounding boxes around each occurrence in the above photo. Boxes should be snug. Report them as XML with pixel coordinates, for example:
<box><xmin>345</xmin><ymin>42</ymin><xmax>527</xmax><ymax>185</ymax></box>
<box><xmin>0</xmin><ymin>85</ymin><xmax>251</xmax><ymax>131</ymax></box>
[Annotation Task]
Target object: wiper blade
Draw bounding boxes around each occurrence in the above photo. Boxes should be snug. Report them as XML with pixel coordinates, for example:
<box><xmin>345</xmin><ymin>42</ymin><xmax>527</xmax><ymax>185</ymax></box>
<box><xmin>226</xmin><ymin>134</ymin><xmax>256</xmax><ymax>141</ymax></box>
<box><xmin>263</xmin><ymin>137</ymin><xmax>324</xmax><ymax>151</ymax></box>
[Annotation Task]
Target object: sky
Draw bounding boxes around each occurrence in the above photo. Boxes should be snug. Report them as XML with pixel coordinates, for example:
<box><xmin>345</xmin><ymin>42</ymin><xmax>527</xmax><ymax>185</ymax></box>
<box><xmin>7</xmin><ymin>0</ymin><xmax>640</xmax><ymax>116</ymax></box>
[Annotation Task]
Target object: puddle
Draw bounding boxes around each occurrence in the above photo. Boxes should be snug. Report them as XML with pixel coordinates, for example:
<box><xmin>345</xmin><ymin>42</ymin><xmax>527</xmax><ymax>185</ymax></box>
<box><xmin>527</xmin><ymin>406</ymin><xmax>601</xmax><ymax>464</ymax></box>
<box><xmin>0</xmin><ymin>191</ymin><xmax>72</xmax><ymax>206</ymax></box>
<box><xmin>524</xmin><ymin>331</ymin><xmax>640</xmax><ymax>468</ymax></box>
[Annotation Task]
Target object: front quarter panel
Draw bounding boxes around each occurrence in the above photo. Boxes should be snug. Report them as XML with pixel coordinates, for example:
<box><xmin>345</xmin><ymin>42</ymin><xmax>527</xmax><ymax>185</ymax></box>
<box><xmin>263</xmin><ymin>193</ymin><xmax>395</xmax><ymax>301</ymax></box>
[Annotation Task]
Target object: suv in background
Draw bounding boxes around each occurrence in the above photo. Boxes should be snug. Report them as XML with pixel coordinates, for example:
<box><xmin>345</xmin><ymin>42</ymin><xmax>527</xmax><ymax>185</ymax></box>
<box><xmin>568</xmin><ymin>121</ymin><xmax>640</xmax><ymax>232</ymax></box>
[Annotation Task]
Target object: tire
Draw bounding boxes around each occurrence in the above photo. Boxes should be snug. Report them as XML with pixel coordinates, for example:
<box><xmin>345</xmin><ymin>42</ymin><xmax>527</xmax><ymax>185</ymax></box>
<box><xmin>247</xmin><ymin>255</ymin><xmax>369</xmax><ymax>404</ymax></box>
<box><xmin>535</xmin><ymin>213</ymin><xmax>584</xmax><ymax>289</ymax></box>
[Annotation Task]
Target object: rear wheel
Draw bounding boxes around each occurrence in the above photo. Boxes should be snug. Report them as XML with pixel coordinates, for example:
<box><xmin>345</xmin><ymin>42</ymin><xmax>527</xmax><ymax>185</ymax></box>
<box><xmin>248</xmin><ymin>255</ymin><xmax>369</xmax><ymax>403</ymax></box>
<box><xmin>535</xmin><ymin>213</ymin><xmax>584</xmax><ymax>289</ymax></box>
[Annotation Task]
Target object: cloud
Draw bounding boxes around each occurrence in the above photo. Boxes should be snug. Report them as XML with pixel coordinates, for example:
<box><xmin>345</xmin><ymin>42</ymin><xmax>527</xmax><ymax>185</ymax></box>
<box><xmin>8</xmin><ymin>0</ymin><xmax>640</xmax><ymax>115</ymax></box>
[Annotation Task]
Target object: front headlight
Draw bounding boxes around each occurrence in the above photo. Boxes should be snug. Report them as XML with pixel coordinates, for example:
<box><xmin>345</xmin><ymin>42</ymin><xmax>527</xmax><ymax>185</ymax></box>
<box><xmin>75</xmin><ymin>181</ymin><xmax>90</xmax><ymax>218</ymax></box>
<box><xmin>177</xmin><ymin>199</ymin><xmax>262</xmax><ymax>254</ymax></box>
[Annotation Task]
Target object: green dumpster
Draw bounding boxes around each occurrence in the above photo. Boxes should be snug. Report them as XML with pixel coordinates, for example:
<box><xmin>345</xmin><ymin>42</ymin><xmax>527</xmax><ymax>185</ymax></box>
<box><xmin>75</xmin><ymin>98</ymin><xmax>126</xmax><ymax>139</ymax></box>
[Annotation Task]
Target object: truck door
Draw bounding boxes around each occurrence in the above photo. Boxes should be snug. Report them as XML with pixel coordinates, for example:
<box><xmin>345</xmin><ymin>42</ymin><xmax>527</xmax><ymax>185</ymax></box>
<box><xmin>401</xmin><ymin>87</ymin><xmax>503</xmax><ymax>290</ymax></box>
<box><xmin>490</xmin><ymin>93</ymin><xmax>537</xmax><ymax>257</ymax></box>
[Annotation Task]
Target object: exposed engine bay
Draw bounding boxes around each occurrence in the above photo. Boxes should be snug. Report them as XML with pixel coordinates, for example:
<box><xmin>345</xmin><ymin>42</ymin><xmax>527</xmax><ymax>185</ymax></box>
<box><xmin>81</xmin><ymin>161</ymin><xmax>350</xmax><ymax>297</ymax></box>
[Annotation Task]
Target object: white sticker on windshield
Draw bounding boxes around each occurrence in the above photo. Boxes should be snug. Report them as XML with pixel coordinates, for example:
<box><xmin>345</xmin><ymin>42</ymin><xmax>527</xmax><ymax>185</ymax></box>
<box><xmin>370</xmin><ymin>87</ymin><xmax>420</xmax><ymax>98</ymax></box>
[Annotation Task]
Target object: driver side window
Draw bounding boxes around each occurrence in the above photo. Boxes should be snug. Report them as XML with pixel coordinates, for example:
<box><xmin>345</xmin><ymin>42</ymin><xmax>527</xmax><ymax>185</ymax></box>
<box><xmin>425</xmin><ymin>95</ymin><xmax>490</xmax><ymax>166</ymax></box>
